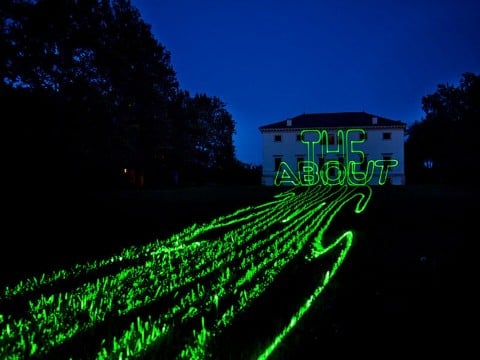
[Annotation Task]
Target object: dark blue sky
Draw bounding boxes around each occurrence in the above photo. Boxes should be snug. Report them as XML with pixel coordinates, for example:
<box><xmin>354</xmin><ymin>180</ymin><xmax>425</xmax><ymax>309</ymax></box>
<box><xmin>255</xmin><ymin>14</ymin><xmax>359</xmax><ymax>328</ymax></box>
<box><xmin>132</xmin><ymin>0</ymin><xmax>480</xmax><ymax>165</ymax></box>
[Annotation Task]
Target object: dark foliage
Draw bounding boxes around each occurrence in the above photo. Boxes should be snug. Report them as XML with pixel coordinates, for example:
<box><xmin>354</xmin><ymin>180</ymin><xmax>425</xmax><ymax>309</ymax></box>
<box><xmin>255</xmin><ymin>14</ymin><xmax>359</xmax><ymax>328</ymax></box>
<box><xmin>406</xmin><ymin>72</ymin><xmax>480</xmax><ymax>184</ymax></box>
<box><xmin>1</xmin><ymin>0</ymin><xmax>238</xmax><ymax>190</ymax></box>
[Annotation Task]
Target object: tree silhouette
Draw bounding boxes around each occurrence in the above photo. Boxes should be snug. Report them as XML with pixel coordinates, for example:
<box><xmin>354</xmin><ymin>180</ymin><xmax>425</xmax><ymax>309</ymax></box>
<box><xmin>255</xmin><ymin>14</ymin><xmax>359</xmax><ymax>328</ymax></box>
<box><xmin>406</xmin><ymin>72</ymin><xmax>480</xmax><ymax>184</ymax></box>
<box><xmin>1</xmin><ymin>0</ymin><xmax>240</xmax><ymax>189</ymax></box>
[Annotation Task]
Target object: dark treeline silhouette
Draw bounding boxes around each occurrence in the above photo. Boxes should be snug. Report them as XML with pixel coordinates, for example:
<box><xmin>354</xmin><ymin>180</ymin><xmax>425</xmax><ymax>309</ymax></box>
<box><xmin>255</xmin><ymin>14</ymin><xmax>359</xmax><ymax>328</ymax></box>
<box><xmin>406</xmin><ymin>72</ymin><xmax>480</xmax><ymax>185</ymax></box>
<box><xmin>1</xmin><ymin>0</ymin><xmax>254</xmax><ymax>190</ymax></box>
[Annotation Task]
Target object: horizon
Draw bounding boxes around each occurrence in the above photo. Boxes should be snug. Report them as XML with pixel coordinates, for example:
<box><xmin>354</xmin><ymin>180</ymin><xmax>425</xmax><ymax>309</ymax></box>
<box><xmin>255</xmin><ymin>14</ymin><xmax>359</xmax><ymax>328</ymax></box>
<box><xmin>132</xmin><ymin>0</ymin><xmax>480</xmax><ymax>165</ymax></box>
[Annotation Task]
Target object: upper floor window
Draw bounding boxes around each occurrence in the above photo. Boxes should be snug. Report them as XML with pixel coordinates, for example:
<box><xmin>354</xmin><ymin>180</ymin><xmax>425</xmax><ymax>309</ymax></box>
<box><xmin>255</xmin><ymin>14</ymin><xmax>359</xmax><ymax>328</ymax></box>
<box><xmin>328</xmin><ymin>134</ymin><xmax>335</xmax><ymax>145</ymax></box>
<box><xmin>318</xmin><ymin>157</ymin><xmax>325</xmax><ymax>168</ymax></box>
<box><xmin>274</xmin><ymin>135</ymin><xmax>282</xmax><ymax>142</ymax></box>
<box><xmin>382</xmin><ymin>132</ymin><xmax>392</xmax><ymax>140</ymax></box>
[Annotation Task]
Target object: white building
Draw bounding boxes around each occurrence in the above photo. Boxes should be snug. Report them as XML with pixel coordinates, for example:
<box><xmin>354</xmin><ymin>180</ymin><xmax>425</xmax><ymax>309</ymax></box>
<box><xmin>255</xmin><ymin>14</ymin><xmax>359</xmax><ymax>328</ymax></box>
<box><xmin>259</xmin><ymin>112</ymin><xmax>406</xmax><ymax>186</ymax></box>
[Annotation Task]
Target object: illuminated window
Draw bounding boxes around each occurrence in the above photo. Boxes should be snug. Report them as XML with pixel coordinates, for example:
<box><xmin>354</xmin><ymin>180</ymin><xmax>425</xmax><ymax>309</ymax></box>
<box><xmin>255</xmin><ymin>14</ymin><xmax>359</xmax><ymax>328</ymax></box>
<box><xmin>382</xmin><ymin>132</ymin><xmax>391</xmax><ymax>140</ymax></box>
<box><xmin>274</xmin><ymin>157</ymin><xmax>282</xmax><ymax>171</ymax></box>
<box><xmin>274</xmin><ymin>135</ymin><xmax>282</xmax><ymax>142</ymax></box>
<box><xmin>423</xmin><ymin>159</ymin><xmax>433</xmax><ymax>169</ymax></box>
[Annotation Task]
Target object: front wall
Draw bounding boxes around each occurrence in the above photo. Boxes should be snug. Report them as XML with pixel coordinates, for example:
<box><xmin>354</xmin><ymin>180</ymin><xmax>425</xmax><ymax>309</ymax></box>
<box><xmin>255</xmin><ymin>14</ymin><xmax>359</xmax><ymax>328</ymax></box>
<box><xmin>261</xmin><ymin>128</ymin><xmax>405</xmax><ymax>185</ymax></box>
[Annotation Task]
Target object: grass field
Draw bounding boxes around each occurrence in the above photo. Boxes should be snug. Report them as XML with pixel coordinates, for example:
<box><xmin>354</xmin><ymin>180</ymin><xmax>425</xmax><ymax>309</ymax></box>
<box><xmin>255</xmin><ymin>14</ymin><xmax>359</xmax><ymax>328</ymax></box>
<box><xmin>0</xmin><ymin>184</ymin><xmax>476</xmax><ymax>358</ymax></box>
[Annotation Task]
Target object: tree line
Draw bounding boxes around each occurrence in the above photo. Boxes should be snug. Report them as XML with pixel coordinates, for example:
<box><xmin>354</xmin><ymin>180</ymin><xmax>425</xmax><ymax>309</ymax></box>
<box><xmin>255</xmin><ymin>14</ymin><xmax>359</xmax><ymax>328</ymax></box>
<box><xmin>406</xmin><ymin>72</ymin><xmax>480</xmax><ymax>185</ymax></box>
<box><xmin>1</xmin><ymin>0</ymin><xmax>259</xmax><ymax>190</ymax></box>
<box><xmin>2</xmin><ymin>2</ymin><xmax>476</xmax><ymax>189</ymax></box>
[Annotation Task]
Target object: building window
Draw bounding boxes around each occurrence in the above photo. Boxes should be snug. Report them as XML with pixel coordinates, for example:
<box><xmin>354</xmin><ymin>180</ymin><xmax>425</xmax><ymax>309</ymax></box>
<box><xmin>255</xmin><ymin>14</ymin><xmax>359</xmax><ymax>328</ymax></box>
<box><xmin>328</xmin><ymin>134</ymin><xmax>335</xmax><ymax>145</ymax></box>
<box><xmin>274</xmin><ymin>135</ymin><xmax>282</xmax><ymax>142</ymax></box>
<box><xmin>338</xmin><ymin>136</ymin><xmax>343</xmax><ymax>145</ymax></box>
<box><xmin>383</xmin><ymin>155</ymin><xmax>392</xmax><ymax>167</ymax></box>
<box><xmin>318</xmin><ymin>157</ymin><xmax>324</xmax><ymax>168</ymax></box>
<box><xmin>274</xmin><ymin>157</ymin><xmax>282</xmax><ymax>171</ymax></box>
<box><xmin>382</xmin><ymin>132</ymin><xmax>391</xmax><ymax>140</ymax></box>
<box><xmin>297</xmin><ymin>157</ymin><xmax>304</xmax><ymax>170</ymax></box>
<box><xmin>360</xmin><ymin>155</ymin><xmax>368</xmax><ymax>171</ymax></box>
<box><xmin>327</xmin><ymin>163</ymin><xmax>336</xmax><ymax>177</ymax></box>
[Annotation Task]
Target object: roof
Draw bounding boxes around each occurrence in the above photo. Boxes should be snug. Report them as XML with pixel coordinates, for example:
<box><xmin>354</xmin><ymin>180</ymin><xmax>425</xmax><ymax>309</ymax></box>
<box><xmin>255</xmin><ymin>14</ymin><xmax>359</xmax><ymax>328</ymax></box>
<box><xmin>259</xmin><ymin>112</ymin><xmax>406</xmax><ymax>131</ymax></box>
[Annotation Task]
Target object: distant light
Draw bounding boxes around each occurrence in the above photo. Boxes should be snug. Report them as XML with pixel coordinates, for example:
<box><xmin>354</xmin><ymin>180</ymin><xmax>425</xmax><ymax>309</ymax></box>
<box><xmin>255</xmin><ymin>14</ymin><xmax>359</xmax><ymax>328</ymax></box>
<box><xmin>123</xmin><ymin>168</ymin><xmax>128</xmax><ymax>174</ymax></box>
<box><xmin>423</xmin><ymin>159</ymin><xmax>433</xmax><ymax>169</ymax></box>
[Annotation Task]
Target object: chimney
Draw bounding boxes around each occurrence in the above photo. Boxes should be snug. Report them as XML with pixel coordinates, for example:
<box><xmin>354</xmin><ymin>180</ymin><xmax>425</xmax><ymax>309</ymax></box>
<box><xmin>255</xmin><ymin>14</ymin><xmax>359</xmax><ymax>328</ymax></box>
<box><xmin>286</xmin><ymin>119</ymin><xmax>292</xmax><ymax>126</ymax></box>
<box><xmin>372</xmin><ymin>117</ymin><xmax>378</xmax><ymax>125</ymax></box>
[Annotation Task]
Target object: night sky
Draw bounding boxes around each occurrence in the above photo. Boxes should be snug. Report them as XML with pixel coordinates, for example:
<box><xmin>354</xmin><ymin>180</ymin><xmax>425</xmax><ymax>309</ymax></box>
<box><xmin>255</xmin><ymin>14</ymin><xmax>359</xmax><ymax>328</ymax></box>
<box><xmin>132</xmin><ymin>0</ymin><xmax>480</xmax><ymax>165</ymax></box>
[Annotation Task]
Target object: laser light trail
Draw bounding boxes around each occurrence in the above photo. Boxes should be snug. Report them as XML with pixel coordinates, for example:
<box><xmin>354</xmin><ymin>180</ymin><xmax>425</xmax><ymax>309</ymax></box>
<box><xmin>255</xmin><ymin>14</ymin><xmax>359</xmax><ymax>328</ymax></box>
<box><xmin>0</xmin><ymin>186</ymin><xmax>372</xmax><ymax>359</ymax></box>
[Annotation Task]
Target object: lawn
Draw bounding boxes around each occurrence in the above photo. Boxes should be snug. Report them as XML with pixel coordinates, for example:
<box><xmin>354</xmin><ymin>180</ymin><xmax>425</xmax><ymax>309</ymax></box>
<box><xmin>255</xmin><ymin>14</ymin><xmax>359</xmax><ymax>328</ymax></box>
<box><xmin>0</xmin><ymin>184</ymin><xmax>476</xmax><ymax>358</ymax></box>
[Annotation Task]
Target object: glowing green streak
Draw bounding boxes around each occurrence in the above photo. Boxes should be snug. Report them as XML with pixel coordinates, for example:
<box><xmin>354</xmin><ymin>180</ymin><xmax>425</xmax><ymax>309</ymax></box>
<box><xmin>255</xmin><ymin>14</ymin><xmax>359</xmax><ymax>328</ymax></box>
<box><xmin>257</xmin><ymin>187</ymin><xmax>372</xmax><ymax>359</ymax></box>
<box><xmin>177</xmin><ymin>187</ymin><xmax>336</xmax><ymax>357</ymax></box>
<box><xmin>178</xmin><ymin>186</ymin><xmax>372</xmax><ymax>358</ymax></box>
<box><xmin>258</xmin><ymin>231</ymin><xmax>354</xmax><ymax>360</ymax></box>
<box><xmin>1</xmin><ymin>186</ymin><xmax>373</xmax><ymax>359</ymax></box>
<box><xmin>310</xmin><ymin>185</ymin><xmax>372</xmax><ymax>258</ymax></box>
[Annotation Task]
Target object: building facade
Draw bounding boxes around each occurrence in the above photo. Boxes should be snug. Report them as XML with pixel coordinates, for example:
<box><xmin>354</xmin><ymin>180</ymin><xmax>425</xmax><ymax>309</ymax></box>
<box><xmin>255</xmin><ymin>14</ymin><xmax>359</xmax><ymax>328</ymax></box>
<box><xmin>259</xmin><ymin>112</ymin><xmax>406</xmax><ymax>186</ymax></box>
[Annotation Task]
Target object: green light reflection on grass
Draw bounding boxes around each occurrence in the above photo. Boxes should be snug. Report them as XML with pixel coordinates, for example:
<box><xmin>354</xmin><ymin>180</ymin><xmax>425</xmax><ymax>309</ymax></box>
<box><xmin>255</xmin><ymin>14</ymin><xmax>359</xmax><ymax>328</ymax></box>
<box><xmin>0</xmin><ymin>186</ymin><xmax>372</xmax><ymax>359</ymax></box>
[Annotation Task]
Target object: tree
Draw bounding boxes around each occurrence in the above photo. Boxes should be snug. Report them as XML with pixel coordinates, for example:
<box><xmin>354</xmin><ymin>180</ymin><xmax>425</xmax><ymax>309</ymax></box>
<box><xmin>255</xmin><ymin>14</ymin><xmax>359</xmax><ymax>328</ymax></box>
<box><xmin>406</xmin><ymin>72</ymin><xmax>480</xmax><ymax>184</ymax></box>
<box><xmin>2</xmin><ymin>0</ymin><xmax>239</xmax><ymax>189</ymax></box>
<box><xmin>190</xmin><ymin>94</ymin><xmax>235</xmax><ymax>171</ymax></box>
<box><xmin>1</xmin><ymin>0</ymin><xmax>179</xmax><ymax>188</ymax></box>
<box><xmin>166</xmin><ymin>92</ymin><xmax>236</xmax><ymax>185</ymax></box>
